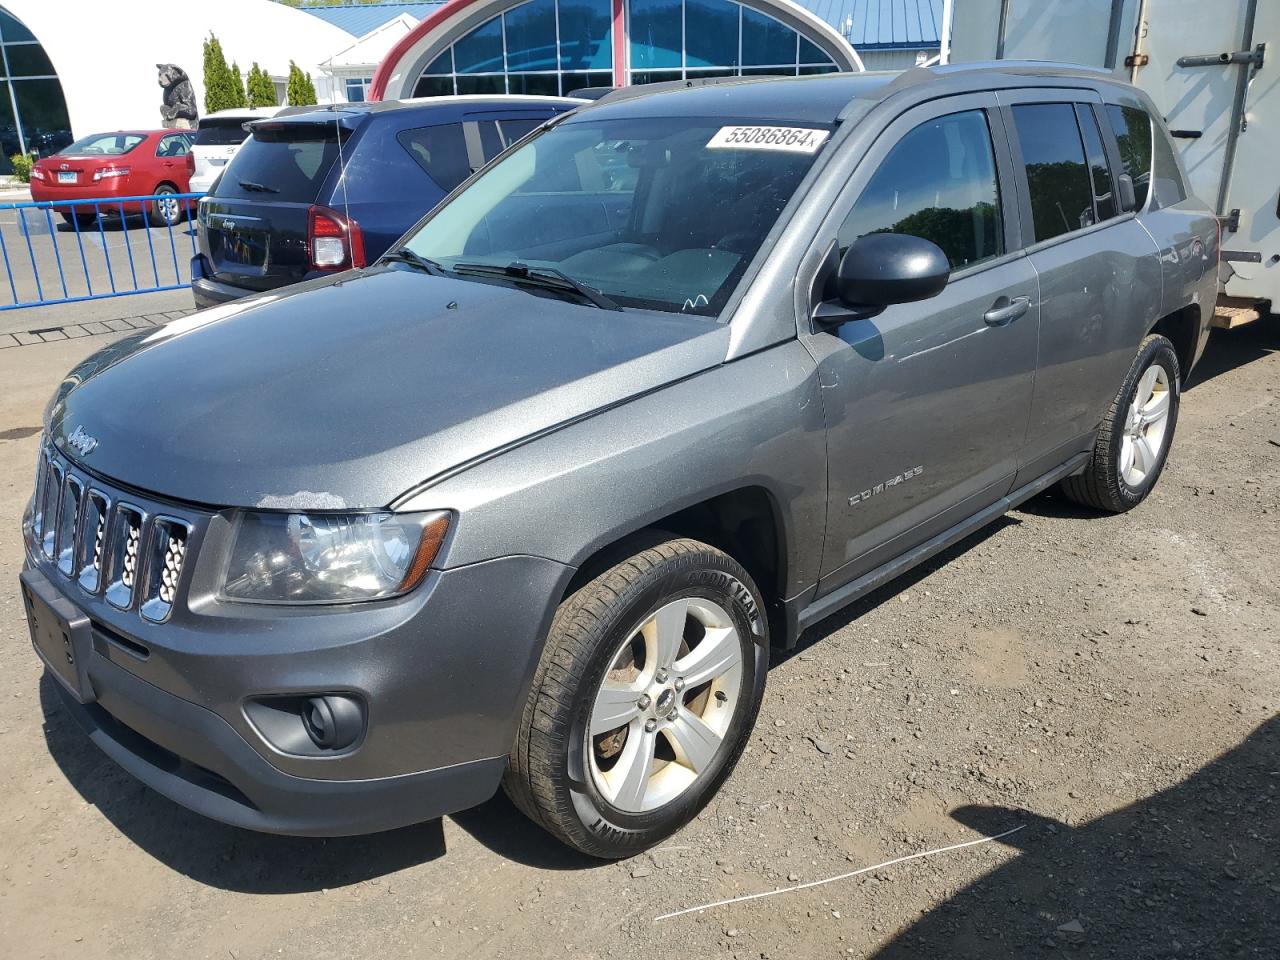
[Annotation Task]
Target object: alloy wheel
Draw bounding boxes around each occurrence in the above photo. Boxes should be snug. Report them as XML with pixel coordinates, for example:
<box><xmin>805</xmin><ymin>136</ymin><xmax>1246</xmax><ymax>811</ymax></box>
<box><xmin>1120</xmin><ymin>363</ymin><xmax>1172</xmax><ymax>487</ymax></box>
<box><xmin>587</xmin><ymin>596</ymin><xmax>743</xmax><ymax>813</ymax></box>
<box><xmin>157</xmin><ymin>195</ymin><xmax>179</xmax><ymax>225</ymax></box>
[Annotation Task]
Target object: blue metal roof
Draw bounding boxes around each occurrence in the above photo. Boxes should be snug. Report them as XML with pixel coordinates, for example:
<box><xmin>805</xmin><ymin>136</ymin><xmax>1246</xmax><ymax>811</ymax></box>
<box><xmin>299</xmin><ymin>0</ymin><xmax>941</xmax><ymax>50</ymax></box>
<box><xmin>795</xmin><ymin>0</ymin><xmax>942</xmax><ymax>49</ymax></box>
<box><xmin>299</xmin><ymin>2</ymin><xmax>444</xmax><ymax>38</ymax></box>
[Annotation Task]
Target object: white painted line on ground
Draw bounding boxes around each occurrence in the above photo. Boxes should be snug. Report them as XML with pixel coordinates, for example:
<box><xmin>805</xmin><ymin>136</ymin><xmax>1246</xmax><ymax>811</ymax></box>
<box><xmin>653</xmin><ymin>824</ymin><xmax>1027</xmax><ymax>922</ymax></box>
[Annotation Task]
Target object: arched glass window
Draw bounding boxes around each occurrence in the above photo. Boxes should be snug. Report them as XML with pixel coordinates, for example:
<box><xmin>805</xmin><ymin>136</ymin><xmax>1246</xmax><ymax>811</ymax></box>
<box><xmin>414</xmin><ymin>0</ymin><xmax>614</xmax><ymax>98</ymax></box>
<box><xmin>0</xmin><ymin>6</ymin><xmax>71</xmax><ymax>173</ymax></box>
<box><xmin>629</xmin><ymin>0</ymin><xmax>837</xmax><ymax>85</ymax></box>
<box><xmin>412</xmin><ymin>0</ymin><xmax>838</xmax><ymax>99</ymax></box>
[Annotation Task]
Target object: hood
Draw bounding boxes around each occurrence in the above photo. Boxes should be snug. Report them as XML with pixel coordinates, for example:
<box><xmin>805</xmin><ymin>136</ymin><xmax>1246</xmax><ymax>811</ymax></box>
<box><xmin>49</xmin><ymin>267</ymin><xmax>728</xmax><ymax>510</ymax></box>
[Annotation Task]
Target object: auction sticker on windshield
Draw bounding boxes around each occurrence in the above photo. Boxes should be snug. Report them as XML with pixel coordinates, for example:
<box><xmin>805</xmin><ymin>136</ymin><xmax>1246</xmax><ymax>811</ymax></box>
<box><xmin>706</xmin><ymin>126</ymin><xmax>830</xmax><ymax>154</ymax></box>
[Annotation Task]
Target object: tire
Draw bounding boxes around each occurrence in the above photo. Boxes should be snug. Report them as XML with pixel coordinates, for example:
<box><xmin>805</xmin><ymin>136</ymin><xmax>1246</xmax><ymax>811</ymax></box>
<box><xmin>1060</xmin><ymin>333</ymin><xmax>1181</xmax><ymax>513</ymax></box>
<box><xmin>148</xmin><ymin>184</ymin><xmax>182</xmax><ymax>228</ymax></box>
<box><xmin>504</xmin><ymin>537</ymin><xmax>769</xmax><ymax>859</ymax></box>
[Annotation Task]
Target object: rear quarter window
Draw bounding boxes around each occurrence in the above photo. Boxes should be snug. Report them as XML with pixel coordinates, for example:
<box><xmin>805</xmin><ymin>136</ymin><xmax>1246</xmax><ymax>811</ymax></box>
<box><xmin>397</xmin><ymin>123</ymin><xmax>471</xmax><ymax>191</ymax></box>
<box><xmin>212</xmin><ymin>129</ymin><xmax>341</xmax><ymax>201</ymax></box>
<box><xmin>1150</xmin><ymin>119</ymin><xmax>1188</xmax><ymax>208</ymax></box>
<box><xmin>1107</xmin><ymin>104</ymin><xmax>1152</xmax><ymax>210</ymax></box>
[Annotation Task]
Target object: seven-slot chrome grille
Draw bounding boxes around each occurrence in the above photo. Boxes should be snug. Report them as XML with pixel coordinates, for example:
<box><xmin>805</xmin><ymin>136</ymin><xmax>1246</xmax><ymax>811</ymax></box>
<box><xmin>27</xmin><ymin>442</ymin><xmax>192</xmax><ymax>623</ymax></box>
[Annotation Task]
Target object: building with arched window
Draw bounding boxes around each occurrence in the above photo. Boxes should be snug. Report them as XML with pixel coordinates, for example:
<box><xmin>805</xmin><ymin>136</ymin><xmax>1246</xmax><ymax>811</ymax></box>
<box><xmin>368</xmin><ymin>0</ymin><xmax>877</xmax><ymax>101</ymax></box>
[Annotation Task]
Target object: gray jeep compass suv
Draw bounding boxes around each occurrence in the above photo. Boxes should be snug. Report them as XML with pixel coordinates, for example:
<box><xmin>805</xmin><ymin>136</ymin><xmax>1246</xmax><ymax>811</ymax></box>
<box><xmin>21</xmin><ymin>63</ymin><xmax>1216</xmax><ymax>858</ymax></box>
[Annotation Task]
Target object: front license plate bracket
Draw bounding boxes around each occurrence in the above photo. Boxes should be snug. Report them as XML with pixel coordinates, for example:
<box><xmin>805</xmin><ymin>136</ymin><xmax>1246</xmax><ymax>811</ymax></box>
<box><xmin>20</xmin><ymin>569</ymin><xmax>95</xmax><ymax>704</ymax></box>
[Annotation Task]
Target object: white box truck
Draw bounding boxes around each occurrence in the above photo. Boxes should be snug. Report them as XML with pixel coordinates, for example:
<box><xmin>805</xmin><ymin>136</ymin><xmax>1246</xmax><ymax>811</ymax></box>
<box><xmin>951</xmin><ymin>0</ymin><xmax>1276</xmax><ymax>326</ymax></box>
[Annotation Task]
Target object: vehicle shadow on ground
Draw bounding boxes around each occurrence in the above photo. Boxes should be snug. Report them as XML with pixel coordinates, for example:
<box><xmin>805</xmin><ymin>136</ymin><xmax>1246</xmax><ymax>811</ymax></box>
<box><xmin>870</xmin><ymin>715</ymin><xmax>1279</xmax><ymax>959</ymax></box>
<box><xmin>38</xmin><ymin>675</ymin><xmax>604</xmax><ymax>889</ymax></box>
<box><xmin>38</xmin><ymin>674</ymin><xmax>449</xmax><ymax>893</ymax></box>
<box><xmin>1185</xmin><ymin>322</ymin><xmax>1279</xmax><ymax>391</ymax></box>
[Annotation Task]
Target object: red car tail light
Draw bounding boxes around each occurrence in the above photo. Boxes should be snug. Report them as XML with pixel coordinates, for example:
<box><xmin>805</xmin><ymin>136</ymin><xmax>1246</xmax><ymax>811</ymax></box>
<box><xmin>92</xmin><ymin>166</ymin><xmax>130</xmax><ymax>182</ymax></box>
<box><xmin>307</xmin><ymin>205</ymin><xmax>366</xmax><ymax>271</ymax></box>
<box><xmin>30</xmin><ymin>166</ymin><xmax>46</xmax><ymax>181</ymax></box>
<box><xmin>186</xmin><ymin>151</ymin><xmax>196</xmax><ymax>178</ymax></box>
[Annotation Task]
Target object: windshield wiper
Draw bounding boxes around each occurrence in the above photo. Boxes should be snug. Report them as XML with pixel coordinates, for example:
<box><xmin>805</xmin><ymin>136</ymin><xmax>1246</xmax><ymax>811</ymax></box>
<box><xmin>452</xmin><ymin>261</ymin><xmax>620</xmax><ymax>311</ymax></box>
<box><xmin>381</xmin><ymin>247</ymin><xmax>449</xmax><ymax>277</ymax></box>
<box><xmin>237</xmin><ymin>179</ymin><xmax>278</xmax><ymax>194</ymax></box>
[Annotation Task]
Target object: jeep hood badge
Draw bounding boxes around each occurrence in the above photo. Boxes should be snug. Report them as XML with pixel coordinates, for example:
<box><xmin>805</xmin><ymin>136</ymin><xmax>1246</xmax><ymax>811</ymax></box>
<box><xmin>66</xmin><ymin>424</ymin><xmax>98</xmax><ymax>457</ymax></box>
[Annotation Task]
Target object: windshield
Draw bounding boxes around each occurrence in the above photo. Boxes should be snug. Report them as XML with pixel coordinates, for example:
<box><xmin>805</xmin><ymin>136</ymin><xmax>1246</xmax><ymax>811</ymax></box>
<box><xmin>61</xmin><ymin>133</ymin><xmax>145</xmax><ymax>156</ymax></box>
<box><xmin>400</xmin><ymin>116</ymin><xmax>831</xmax><ymax>316</ymax></box>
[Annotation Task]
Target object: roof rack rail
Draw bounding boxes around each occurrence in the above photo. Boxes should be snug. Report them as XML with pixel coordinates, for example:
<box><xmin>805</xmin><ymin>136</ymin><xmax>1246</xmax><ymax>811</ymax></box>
<box><xmin>584</xmin><ymin>74</ymin><xmax>788</xmax><ymax>109</ymax></box>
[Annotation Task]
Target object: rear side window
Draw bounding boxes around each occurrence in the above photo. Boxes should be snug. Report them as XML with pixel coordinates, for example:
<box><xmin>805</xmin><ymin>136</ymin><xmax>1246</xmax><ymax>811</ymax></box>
<box><xmin>1106</xmin><ymin>105</ymin><xmax>1152</xmax><ymax>210</ymax></box>
<box><xmin>839</xmin><ymin>109</ymin><xmax>1004</xmax><ymax>270</ymax></box>
<box><xmin>398</xmin><ymin>123</ymin><xmax>471</xmax><ymax>191</ymax></box>
<box><xmin>194</xmin><ymin>120</ymin><xmax>252</xmax><ymax>147</ymax></box>
<box><xmin>1011</xmin><ymin>103</ymin><xmax>1094</xmax><ymax>242</ymax></box>
<box><xmin>156</xmin><ymin>133</ymin><xmax>191</xmax><ymax>158</ymax></box>
<box><xmin>213</xmin><ymin>127</ymin><xmax>341</xmax><ymax>201</ymax></box>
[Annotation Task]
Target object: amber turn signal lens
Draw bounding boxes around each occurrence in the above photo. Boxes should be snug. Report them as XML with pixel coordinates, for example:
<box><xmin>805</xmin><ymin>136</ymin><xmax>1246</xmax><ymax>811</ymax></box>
<box><xmin>398</xmin><ymin>512</ymin><xmax>451</xmax><ymax>593</ymax></box>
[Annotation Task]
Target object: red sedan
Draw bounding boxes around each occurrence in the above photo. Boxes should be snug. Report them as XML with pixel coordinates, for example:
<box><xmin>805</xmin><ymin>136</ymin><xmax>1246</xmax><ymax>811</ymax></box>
<box><xmin>30</xmin><ymin>129</ymin><xmax>196</xmax><ymax>228</ymax></box>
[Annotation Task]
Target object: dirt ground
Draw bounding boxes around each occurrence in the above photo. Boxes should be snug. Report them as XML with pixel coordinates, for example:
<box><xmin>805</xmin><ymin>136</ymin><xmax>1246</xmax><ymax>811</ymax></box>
<box><xmin>0</xmin><ymin>318</ymin><xmax>1276</xmax><ymax>960</ymax></box>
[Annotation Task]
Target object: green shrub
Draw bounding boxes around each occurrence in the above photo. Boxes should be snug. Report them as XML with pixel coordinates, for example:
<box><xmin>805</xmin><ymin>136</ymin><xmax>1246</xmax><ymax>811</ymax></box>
<box><xmin>286</xmin><ymin>61</ymin><xmax>318</xmax><ymax>106</ymax></box>
<box><xmin>10</xmin><ymin>152</ymin><xmax>33</xmax><ymax>183</ymax></box>
<box><xmin>247</xmin><ymin>63</ymin><xmax>278</xmax><ymax>108</ymax></box>
<box><xmin>202</xmin><ymin>34</ymin><xmax>243</xmax><ymax>113</ymax></box>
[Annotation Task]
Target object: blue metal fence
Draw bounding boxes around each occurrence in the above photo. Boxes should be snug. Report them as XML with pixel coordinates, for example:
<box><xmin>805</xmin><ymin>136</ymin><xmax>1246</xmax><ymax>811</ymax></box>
<box><xmin>0</xmin><ymin>192</ymin><xmax>203</xmax><ymax>311</ymax></box>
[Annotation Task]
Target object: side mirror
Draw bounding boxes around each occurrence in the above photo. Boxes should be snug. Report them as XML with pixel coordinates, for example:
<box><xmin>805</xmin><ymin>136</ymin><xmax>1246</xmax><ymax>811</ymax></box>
<box><xmin>1117</xmin><ymin>173</ymin><xmax>1137</xmax><ymax>213</ymax></box>
<box><xmin>818</xmin><ymin>233</ymin><xmax>950</xmax><ymax>326</ymax></box>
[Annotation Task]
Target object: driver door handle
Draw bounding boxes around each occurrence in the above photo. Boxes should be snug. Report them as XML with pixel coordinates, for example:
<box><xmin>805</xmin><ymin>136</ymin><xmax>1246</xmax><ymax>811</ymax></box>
<box><xmin>984</xmin><ymin>295</ymin><xmax>1031</xmax><ymax>327</ymax></box>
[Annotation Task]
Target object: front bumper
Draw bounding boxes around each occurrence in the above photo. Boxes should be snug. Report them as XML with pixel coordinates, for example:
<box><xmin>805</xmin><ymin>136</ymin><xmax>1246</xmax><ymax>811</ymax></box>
<box><xmin>23</xmin><ymin>503</ymin><xmax>571</xmax><ymax>835</ymax></box>
<box><xmin>46</xmin><ymin>628</ymin><xmax>506</xmax><ymax>836</ymax></box>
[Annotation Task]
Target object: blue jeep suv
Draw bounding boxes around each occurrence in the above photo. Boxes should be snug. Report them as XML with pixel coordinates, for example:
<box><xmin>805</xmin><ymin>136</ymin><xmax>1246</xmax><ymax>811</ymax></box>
<box><xmin>191</xmin><ymin>96</ymin><xmax>582</xmax><ymax>308</ymax></box>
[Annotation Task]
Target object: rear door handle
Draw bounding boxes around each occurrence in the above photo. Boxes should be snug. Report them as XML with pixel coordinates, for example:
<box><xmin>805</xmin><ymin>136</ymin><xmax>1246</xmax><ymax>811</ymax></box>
<box><xmin>984</xmin><ymin>295</ymin><xmax>1031</xmax><ymax>327</ymax></box>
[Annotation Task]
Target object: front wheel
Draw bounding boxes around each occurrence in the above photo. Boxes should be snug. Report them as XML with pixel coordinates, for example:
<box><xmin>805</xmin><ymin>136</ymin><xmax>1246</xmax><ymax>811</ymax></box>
<box><xmin>1060</xmin><ymin>333</ymin><xmax>1181</xmax><ymax>512</ymax></box>
<box><xmin>504</xmin><ymin>537</ymin><xmax>769</xmax><ymax>858</ymax></box>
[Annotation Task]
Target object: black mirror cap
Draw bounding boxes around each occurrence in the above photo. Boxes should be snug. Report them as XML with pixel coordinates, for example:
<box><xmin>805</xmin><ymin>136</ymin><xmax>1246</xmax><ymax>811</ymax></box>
<box><xmin>1117</xmin><ymin>173</ymin><xmax>1138</xmax><ymax>213</ymax></box>
<box><xmin>837</xmin><ymin>232</ymin><xmax>950</xmax><ymax>310</ymax></box>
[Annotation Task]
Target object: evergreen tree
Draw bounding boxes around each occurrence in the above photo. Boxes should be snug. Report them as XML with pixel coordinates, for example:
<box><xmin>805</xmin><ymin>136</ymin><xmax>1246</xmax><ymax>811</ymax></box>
<box><xmin>228</xmin><ymin>61</ymin><xmax>248</xmax><ymax>109</ymax></box>
<box><xmin>247</xmin><ymin>63</ymin><xmax>278</xmax><ymax>108</ymax></box>
<box><xmin>201</xmin><ymin>34</ymin><xmax>240</xmax><ymax>113</ymax></box>
<box><xmin>286</xmin><ymin>61</ymin><xmax>318</xmax><ymax>106</ymax></box>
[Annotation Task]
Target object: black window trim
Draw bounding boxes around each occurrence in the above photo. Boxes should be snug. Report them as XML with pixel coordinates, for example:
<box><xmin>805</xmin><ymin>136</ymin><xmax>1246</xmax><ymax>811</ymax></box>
<box><xmin>996</xmin><ymin>86</ymin><xmax>1141</xmax><ymax>257</ymax></box>
<box><xmin>1077</xmin><ymin>102</ymin><xmax>1121</xmax><ymax>223</ymax></box>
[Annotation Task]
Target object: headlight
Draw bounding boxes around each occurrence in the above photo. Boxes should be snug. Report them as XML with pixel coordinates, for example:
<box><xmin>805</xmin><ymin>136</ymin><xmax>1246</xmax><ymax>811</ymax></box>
<box><xmin>221</xmin><ymin>511</ymin><xmax>450</xmax><ymax>604</ymax></box>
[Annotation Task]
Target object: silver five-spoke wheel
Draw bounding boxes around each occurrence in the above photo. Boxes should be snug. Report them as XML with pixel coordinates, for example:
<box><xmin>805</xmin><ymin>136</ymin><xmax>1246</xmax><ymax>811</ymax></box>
<box><xmin>588</xmin><ymin>596</ymin><xmax>743</xmax><ymax>813</ymax></box>
<box><xmin>1119</xmin><ymin>362</ymin><xmax>1171</xmax><ymax>487</ymax></box>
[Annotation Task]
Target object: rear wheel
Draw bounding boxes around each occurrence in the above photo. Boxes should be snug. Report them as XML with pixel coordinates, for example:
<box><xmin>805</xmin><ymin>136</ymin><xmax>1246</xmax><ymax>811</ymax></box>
<box><xmin>504</xmin><ymin>537</ymin><xmax>768</xmax><ymax>858</ymax></box>
<box><xmin>148</xmin><ymin>184</ymin><xmax>183</xmax><ymax>227</ymax></box>
<box><xmin>1060</xmin><ymin>334</ymin><xmax>1181</xmax><ymax>512</ymax></box>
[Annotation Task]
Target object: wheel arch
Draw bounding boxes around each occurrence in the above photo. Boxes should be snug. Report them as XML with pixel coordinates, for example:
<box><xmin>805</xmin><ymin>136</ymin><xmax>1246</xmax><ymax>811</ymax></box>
<box><xmin>559</xmin><ymin>484</ymin><xmax>791</xmax><ymax>646</ymax></box>
<box><xmin>1149</xmin><ymin>303</ymin><xmax>1201</xmax><ymax>382</ymax></box>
